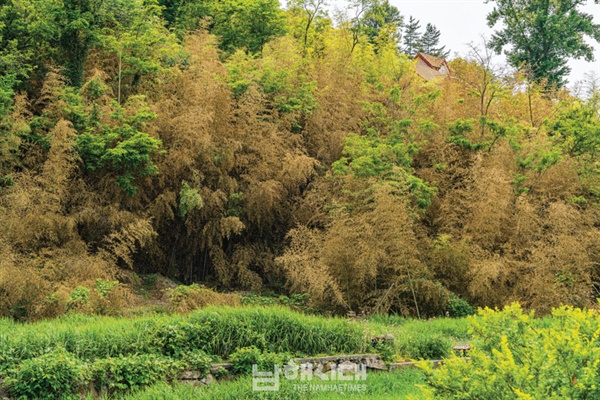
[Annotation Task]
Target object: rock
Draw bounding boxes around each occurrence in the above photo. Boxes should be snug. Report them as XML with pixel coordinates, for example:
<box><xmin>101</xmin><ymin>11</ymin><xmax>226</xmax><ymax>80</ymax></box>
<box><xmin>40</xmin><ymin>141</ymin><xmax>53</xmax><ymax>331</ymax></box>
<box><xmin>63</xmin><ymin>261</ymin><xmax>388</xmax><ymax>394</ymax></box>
<box><xmin>180</xmin><ymin>372</ymin><xmax>215</xmax><ymax>386</ymax></box>
<box><xmin>182</xmin><ymin>370</ymin><xmax>204</xmax><ymax>380</ymax></box>
<box><xmin>210</xmin><ymin>362</ymin><xmax>232</xmax><ymax>375</ymax></box>
<box><xmin>204</xmin><ymin>374</ymin><xmax>215</xmax><ymax>384</ymax></box>
<box><xmin>338</xmin><ymin>361</ymin><xmax>358</xmax><ymax>374</ymax></box>
<box><xmin>321</xmin><ymin>361</ymin><xmax>336</xmax><ymax>372</ymax></box>
<box><xmin>363</xmin><ymin>356</ymin><xmax>388</xmax><ymax>371</ymax></box>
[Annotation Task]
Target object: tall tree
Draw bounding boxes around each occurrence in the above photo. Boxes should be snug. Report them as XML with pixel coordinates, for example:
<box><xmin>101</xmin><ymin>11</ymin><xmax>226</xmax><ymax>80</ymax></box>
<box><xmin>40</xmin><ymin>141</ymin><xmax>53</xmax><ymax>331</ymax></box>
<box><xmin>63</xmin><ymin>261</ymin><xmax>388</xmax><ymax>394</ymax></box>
<box><xmin>289</xmin><ymin>0</ymin><xmax>328</xmax><ymax>51</ymax></box>
<box><xmin>210</xmin><ymin>0</ymin><xmax>286</xmax><ymax>55</ymax></box>
<box><xmin>347</xmin><ymin>0</ymin><xmax>374</xmax><ymax>53</ymax></box>
<box><xmin>418</xmin><ymin>23</ymin><xmax>449</xmax><ymax>58</ymax></box>
<box><xmin>361</xmin><ymin>0</ymin><xmax>402</xmax><ymax>46</ymax></box>
<box><xmin>401</xmin><ymin>16</ymin><xmax>421</xmax><ymax>56</ymax></box>
<box><xmin>486</xmin><ymin>0</ymin><xmax>600</xmax><ymax>87</ymax></box>
<box><xmin>347</xmin><ymin>0</ymin><xmax>402</xmax><ymax>53</ymax></box>
<box><xmin>158</xmin><ymin>0</ymin><xmax>210</xmax><ymax>31</ymax></box>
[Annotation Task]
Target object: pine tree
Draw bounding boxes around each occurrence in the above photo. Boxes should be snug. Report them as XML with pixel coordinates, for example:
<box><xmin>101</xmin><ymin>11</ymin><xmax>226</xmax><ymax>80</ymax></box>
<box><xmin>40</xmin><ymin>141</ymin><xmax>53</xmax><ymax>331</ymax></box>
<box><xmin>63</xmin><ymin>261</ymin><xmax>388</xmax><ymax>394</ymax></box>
<box><xmin>419</xmin><ymin>23</ymin><xmax>449</xmax><ymax>58</ymax></box>
<box><xmin>401</xmin><ymin>16</ymin><xmax>421</xmax><ymax>56</ymax></box>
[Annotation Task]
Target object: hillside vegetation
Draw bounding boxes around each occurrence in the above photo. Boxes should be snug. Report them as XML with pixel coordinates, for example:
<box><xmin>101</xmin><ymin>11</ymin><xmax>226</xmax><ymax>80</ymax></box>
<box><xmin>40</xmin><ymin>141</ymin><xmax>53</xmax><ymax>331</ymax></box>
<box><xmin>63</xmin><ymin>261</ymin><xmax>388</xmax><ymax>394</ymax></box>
<box><xmin>0</xmin><ymin>0</ymin><xmax>598</xmax><ymax>321</ymax></box>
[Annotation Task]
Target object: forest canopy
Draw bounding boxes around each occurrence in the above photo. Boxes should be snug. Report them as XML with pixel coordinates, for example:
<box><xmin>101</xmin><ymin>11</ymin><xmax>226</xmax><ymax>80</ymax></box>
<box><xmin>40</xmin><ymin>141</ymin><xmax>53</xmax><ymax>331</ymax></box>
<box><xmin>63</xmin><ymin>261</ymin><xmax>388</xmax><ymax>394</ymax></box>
<box><xmin>0</xmin><ymin>0</ymin><xmax>598</xmax><ymax>320</ymax></box>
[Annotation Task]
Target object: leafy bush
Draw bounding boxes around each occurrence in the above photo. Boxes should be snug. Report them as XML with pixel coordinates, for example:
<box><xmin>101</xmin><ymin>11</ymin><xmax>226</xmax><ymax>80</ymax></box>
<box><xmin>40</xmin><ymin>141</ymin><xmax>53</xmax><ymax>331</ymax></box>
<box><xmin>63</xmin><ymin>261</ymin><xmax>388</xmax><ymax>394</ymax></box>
<box><xmin>94</xmin><ymin>279</ymin><xmax>120</xmax><ymax>297</ymax></box>
<box><xmin>446</xmin><ymin>296</ymin><xmax>475</xmax><ymax>318</ymax></box>
<box><xmin>229</xmin><ymin>346</ymin><xmax>262</xmax><ymax>374</ymax></box>
<box><xmin>65</xmin><ymin>280</ymin><xmax>125</xmax><ymax>316</ymax></box>
<box><xmin>258</xmin><ymin>350</ymin><xmax>292</xmax><ymax>372</ymax></box>
<box><xmin>151</xmin><ymin>321</ymin><xmax>212</xmax><ymax>357</ymax></box>
<box><xmin>371</xmin><ymin>339</ymin><xmax>396</xmax><ymax>363</ymax></box>
<box><xmin>398</xmin><ymin>334</ymin><xmax>451</xmax><ymax>360</ymax></box>
<box><xmin>67</xmin><ymin>286</ymin><xmax>91</xmax><ymax>312</ymax></box>
<box><xmin>93</xmin><ymin>279</ymin><xmax>125</xmax><ymax>315</ymax></box>
<box><xmin>4</xmin><ymin>348</ymin><xmax>89</xmax><ymax>400</ymax></box>
<box><xmin>230</xmin><ymin>346</ymin><xmax>292</xmax><ymax>375</ymax></box>
<box><xmin>421</xmin><ymin>303</ymin><xmax>600</xmax><ymax>399</ymax></box>
<box><xmin>181</xmin><ymin>350</ymin><xmax>212</xmax><ymax>376</ymax></box>
<box><xmin>92</xmin><ymin>354</ymin><xmax>182</xmax><ymax>393</ymax></box>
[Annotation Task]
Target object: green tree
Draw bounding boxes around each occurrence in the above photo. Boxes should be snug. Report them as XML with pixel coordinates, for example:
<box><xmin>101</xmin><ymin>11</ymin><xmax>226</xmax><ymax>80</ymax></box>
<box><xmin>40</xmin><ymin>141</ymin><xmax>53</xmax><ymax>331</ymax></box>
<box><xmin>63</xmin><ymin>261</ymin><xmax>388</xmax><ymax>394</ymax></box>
<box><xmin>0</xmin><ymin>42</ymin><xmax>24</xmax><ymax>121</ymax></box>
<box><xmin>158</xmin><ymin>0</ymin><xmax>211</xmax><ymax>32</ymax></box>
<box><xmin>210</xmin><ymin>0</ymin><xmax>286</xmax><ymax>55</ymax></box>
<box><xmin>553</xmin><ymin>107</ymin><xmax>599</xmax><ymax>156</ymax></box>
<box><xmin>97</xmin><ymin>0</ymin><xmax>183</xmax><ymax>104</ymax></box>
<box><xmin>1</xmin><ymin>0</ymin><xmax>178</xmax><ymax>90</ymax></box>
<box><xmin>347</xmin><ymin>0</ymin><xmax>402</xmax><ymax>52</ymax></box>
<box><xmin>331</xmin><ymin>119</ymin><xmax>436</xmax><ymax>209</ymax></box>
<box><xmin>53</xmin><ymin>0</ymin><xmax>103</xmax><ymax>86</ymax></box>
<box><xmin>18</xmin><ymin>0</ymin><xmax>106</xmax><ymax>87</ymax></box>
<box><xmin>69</xmin><ymin>80</ymin><xmax>163</xmax><ymax>196</ymax></box>
<box><xmin>0</xmin><ymin>1</ymin><xmax>48</xmax><ymax>103</ymax></box>
<box><xmin>418</xmin><ymin>23</ymin><xmax>449</xmax><ymax>58</ymax></box>
<box><xmin>362</xmin><ymin>0</ymin><xmax>402</xmax><ymax>44</ymax></box>
<box><xmin>401</xmin><ymin>16</ymin><xmax>421</xmax><ymax>56</ymax></box>
<box><xmin>486</xmin><ymin>0</ymin><xmax>600</xmax><ymax>87</ymax></box>
<box><xmin>288</xmin><ymin>0</ymin><xmax>328</xmax><ymax>51</ymax></box>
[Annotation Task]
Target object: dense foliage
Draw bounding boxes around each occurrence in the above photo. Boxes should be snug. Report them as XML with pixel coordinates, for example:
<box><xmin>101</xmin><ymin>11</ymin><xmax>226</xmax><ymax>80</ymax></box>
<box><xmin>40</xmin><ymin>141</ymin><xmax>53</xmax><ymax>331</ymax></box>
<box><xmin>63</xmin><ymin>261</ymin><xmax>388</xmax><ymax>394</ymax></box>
<box><xmin>422</xmin><ymin>303</ymin><xmax>600</xmax><ymax>399</ymax></box>
<box><xmin>486</xmin><ymin>0</ymin><xmax>600</xmax><ymax>87</ymax></box>
<box><xmin>0</xmin><ymin>306</ymin><xmax>367</xmax><ymax>397</ymax></box>
<box><xmin>0</xmin><ymin>0</ymin><xmax>598</xmax><ymax>322</ymax></box>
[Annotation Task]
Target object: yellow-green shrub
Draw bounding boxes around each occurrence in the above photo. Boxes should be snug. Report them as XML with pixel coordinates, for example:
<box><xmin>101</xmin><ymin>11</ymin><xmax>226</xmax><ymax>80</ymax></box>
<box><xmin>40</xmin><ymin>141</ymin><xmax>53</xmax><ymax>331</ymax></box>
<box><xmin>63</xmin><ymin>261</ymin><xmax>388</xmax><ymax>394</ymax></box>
<box><xmin>421</xmin><ymin>303</ymin><xmax>600</xmax><ymax>399</ymax></box>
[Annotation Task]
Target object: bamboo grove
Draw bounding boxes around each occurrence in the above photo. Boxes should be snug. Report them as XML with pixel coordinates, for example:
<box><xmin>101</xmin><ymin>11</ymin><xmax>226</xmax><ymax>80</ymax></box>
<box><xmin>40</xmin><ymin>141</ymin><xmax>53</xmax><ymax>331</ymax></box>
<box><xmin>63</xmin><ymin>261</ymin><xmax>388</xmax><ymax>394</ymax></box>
<box><xmin>0</xmin><ymin>0</ymin><xmax>598</xmax><ymax>320</ymax></box>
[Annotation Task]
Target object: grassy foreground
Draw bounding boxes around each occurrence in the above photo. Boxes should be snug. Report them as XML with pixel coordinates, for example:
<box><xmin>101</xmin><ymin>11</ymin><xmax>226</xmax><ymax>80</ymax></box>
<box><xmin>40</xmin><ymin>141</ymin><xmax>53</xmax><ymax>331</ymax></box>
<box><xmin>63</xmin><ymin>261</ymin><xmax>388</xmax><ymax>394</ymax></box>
<box><xmin>3</xmin><ymin>299</ymin><xmax>599</xmax><ymax>399</ymax></box>
<box><xmin>0</xmin><ymin>305</ymin><xmax>469</xmax><ymax>399</ymax></box>
<box><xmin>114</xmin><ymin>368</ymin><xmax>428</xmax><ymax>400</ymax></box>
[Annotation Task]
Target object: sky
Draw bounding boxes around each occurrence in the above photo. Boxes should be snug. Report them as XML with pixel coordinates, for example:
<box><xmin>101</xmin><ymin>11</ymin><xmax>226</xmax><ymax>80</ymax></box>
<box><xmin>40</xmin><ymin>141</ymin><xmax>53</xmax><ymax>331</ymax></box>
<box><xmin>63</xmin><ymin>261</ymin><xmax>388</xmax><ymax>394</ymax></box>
<box><xmin>329</xmin><ymin>0</ymin><xmax>600</xmax><ymax>89</ymax></box>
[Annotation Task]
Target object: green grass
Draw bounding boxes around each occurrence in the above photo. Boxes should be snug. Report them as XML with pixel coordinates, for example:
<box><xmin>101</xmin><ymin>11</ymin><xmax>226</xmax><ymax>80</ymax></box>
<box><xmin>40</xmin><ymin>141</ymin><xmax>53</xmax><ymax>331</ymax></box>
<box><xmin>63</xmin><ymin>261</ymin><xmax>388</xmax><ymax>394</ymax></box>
<box><xmin>0</xmin><ymin>305</ymin><xmax>471</xmax><ymax>399</ymax></box>
<box><xmin>186</xmin><ymin>306</ymin><xmax>366</xmax><ymax>356</ymax></box>
<box><xmin>366</xmin><ymin>315</ymin><xmax>471</xmax><ymax>360</ymax></box>
<box><xmin>114</xmin><ymin>368</ymin><xmax>428</xmax><ymax>400</ymax></box>
<box><xmin>0</xmin><ymin>308</ymin><xmax>471</xmax><ymax>370</ymax></box>
<box><xmin>0</xmin><ymin>306</ymin><xmax>365</xmax><ymax>374</ymax></box>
